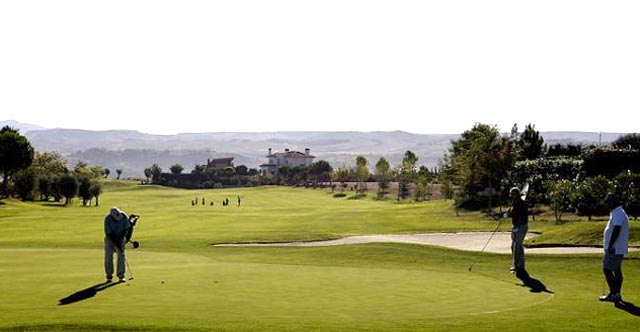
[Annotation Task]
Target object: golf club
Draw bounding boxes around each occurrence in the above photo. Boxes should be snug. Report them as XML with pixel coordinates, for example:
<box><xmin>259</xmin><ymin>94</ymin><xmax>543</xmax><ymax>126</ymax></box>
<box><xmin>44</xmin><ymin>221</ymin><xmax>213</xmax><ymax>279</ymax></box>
<box><xmin>468</xmin><ymin>218</ymin><xmax>505</xmax><ymax>272</ymax></box>
<box><xmin>468</xmin><ymin>182</ymin><xmax>529</xmax><ymax>272</ymax></box>
<box><xmin>521</xmin><ymin>182</ymin><xmax>530</xmax><ymax>201</ymax></box>
<box><xmin>124</xmin><ymin>214</ymin><xmax>140</xmax><ymax>281</ymax></box>
<box><xmin>124</xmin><ymin>255</ymin><xmax>134</xmax><ymax>281</ymax></box>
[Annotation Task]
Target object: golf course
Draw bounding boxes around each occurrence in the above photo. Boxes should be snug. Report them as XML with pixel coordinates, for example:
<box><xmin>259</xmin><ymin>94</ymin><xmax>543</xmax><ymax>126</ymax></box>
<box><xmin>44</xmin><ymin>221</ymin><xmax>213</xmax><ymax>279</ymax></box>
<box><xmin>1</xmin><ymin>181</ymin><xmax>639</xmax><ymax>332</ymax></box>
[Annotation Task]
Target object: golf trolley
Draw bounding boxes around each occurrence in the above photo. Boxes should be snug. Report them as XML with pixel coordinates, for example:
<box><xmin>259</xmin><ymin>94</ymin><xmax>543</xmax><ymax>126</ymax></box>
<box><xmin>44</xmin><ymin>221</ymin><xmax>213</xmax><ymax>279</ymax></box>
<box><xmin>126</xmin><ymin>214</ymin><xmax>141</xmax><ymax>249</ymax></box>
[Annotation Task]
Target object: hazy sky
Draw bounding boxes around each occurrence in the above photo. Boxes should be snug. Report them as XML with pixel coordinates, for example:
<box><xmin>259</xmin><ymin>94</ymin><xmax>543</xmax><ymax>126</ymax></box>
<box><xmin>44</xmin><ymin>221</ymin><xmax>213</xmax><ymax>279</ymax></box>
<box><xmin>1</xmin><ymin>1</ymin><xmax>638</xmax><ymax>135</ymax></box>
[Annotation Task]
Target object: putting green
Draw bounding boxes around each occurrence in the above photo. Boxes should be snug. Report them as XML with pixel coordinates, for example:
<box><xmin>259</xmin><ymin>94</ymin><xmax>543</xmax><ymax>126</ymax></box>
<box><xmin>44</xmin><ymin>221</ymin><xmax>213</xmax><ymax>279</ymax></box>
<box><xmin>1</xmin><ymin>248</ymin><xmax>551</xmax><ymax>330</ymax></box>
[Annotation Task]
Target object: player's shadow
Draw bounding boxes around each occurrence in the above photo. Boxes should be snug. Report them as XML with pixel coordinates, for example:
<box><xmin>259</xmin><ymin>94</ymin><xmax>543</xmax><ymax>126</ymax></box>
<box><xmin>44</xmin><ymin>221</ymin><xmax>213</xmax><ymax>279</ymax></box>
<box><xmin>58</xmin><ymin>281</ymin><xmax>122</xmax><ymax>305</ymax></box>
<box><xmin>515</xmin><ymin>268</ymin><xmax>553</xmax><ymax>294</ymax></box>
<box><xmin>615</xmin><ymin>301</ymin><xmax>640</xmax><ymax>316</ymax></box>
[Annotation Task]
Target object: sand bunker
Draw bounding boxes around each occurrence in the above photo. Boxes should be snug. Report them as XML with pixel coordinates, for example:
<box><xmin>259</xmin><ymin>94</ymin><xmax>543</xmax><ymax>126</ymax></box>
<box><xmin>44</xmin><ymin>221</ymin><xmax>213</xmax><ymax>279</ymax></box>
<box><xmin>216</xmin><ymin>232</ymin><xmax>611</xmax><ymax>254</ymax></box>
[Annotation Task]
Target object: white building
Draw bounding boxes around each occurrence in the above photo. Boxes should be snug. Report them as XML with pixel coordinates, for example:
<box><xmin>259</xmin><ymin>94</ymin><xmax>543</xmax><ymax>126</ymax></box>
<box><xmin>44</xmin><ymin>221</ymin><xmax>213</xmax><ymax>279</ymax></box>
<box><xmin>260</xmin><ymin>148</ymin><xmax>315</xmax><ymax>176</ymax></box>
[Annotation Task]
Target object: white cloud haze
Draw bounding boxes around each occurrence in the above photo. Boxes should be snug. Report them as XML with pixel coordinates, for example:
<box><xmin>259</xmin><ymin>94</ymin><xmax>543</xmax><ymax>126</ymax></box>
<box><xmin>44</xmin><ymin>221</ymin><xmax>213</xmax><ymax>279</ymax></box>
<box><xmin>1</xmin><ymin>1</ymin><xmax>639</xmax><ymax>134</ymax></box>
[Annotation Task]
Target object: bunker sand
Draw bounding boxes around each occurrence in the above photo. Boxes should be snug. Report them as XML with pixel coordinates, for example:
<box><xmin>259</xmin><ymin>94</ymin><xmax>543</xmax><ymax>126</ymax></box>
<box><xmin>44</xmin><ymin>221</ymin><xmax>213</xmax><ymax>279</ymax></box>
<box><xmin>216</xmin><ymin>232</ymin><xmax>619</xmax><ymax>254</ymax></box>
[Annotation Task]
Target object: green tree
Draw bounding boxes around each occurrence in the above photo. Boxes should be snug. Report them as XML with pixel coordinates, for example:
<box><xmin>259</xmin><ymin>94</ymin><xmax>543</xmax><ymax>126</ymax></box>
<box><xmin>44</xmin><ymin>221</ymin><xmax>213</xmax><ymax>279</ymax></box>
<box><xmin>32</xmin><ymin>151</ymin><xmax>68</xmax><ymax>176</ymax></box>
<box><xmin>548</xmin><ymin>179</ymin><xmax>576</xmax><ymax>222</ymax></box>
<box><xmin>116</xmin><ymin>169</ymin><xmax>123</xmax><ymax>180</ymax></box>
<box><xmin>445</xmin><ymin>123</ymin><xmax>516</xmax><ymax>211</ymax></box>
<box><xmin>73</xmin><ymin>160</ymin><xmax>89</xmax><ymax>173</ymax></box>
<box><xmin>374</xmin><ymin>157</ymin><xmax>391</xmax><ymax>198</ymax></box>
<box><xmin>150</xmin><ymin>164</ymin><xmax>163</xmax><ymax>183</ymax></box>
<box><xmin>13</xmin><ymin>167</ymin><xmax>37</xmax><ymax>201</ymax></box>
<box><xmin>414</xmin><ymin>182</ymin><xmax>429</xmax><ymax>202</ymax></box>
<box><xmin>58</xmin><ymin>174</ymin><xmax>79</xmax><ymax>205</ymax></box>
<box><xmin>235</xmin><ymin>165</ymin><xmax>249</xmax><ymax>175</ymax></box>
<box><xmin>277</xmin><ymin>166</ymin><xmax>291</xmax><ymax>185</ymax></box>
<box><xmin>441</xmin><ymin>179</ymin><xmax>455</xmax><ymax>200</ymax></box>
<box><xmin>0</xmin><ymin>126</ymin><xmax>35</xmax><ymax>197</ymax></box>
<box><xmin>310</xmin><ymin>160</ymin><xmax>333</xmax><ymax>187</ymax></box>
<box><xmin>291</xmin><ymin>165</ymin><xmax>309</xmax><ymax>185</ymax></box>
<box><xmin>191</xmin><ymin>164</ymin><xmax>206</xmax><ymax>174</ymax></box>
<box><xmin>575</xmin><ymin>176</ymin><xmax>613</xmax><ymax>220</ymax></box>
<box><xmin>332</xmin><ymin>166</ymin><xmax>350</xmax><ymax>184</ymax></box>
<box><xmin>612</xmin><ymin>133</ymin><xmax>640</xmax><ymax>150</ymax></box>
<box><xmin>78</xmin><ymin>175</ymin><xmax>93</xmax><ymax>206</ymax></box>
<box><xmin>144</xmin><ymin>168</ymin><xmax>152</xmax><ymax>183</ymax></box>
<box><xmin>398</xmin><ymin>151</ymin><xmax>419</xmax><ymax>200</ymax></box>
<box><xmin>50</xmin><ymin>174</ymin><xmax>63</xmax><ymax>202</ymax></box>
<box><xmin>355</xmin><ymin>156</ymin><xmax>369</xmax><ymax>193</ymax></box>
<box><xmin>613</xmin><ymin>171</ymin><xmax>640</xmax><ymax>220</ymax></box>
<box><xmin>90</xmin><ymin>165</ymin><xmax>106</xmax><ymax>178</ymax></box>
<box><xmin>170</xmin><ymin>164</ymin><xmax>184</xmax><ymax>175</ymax></box>
<box><xmin>89</xmin><ymin>180</ymin><xmax>103</xmax><ymax>206</ymax></box>
<box><xmin>517</xmin><ymin>123</ymin><xmax>545</xmax><ymax>160</ymax></box>
<box><xmin>38</xmin><ymin>174</ymin><xmax>52</xmax><ymax>201</ymax></box>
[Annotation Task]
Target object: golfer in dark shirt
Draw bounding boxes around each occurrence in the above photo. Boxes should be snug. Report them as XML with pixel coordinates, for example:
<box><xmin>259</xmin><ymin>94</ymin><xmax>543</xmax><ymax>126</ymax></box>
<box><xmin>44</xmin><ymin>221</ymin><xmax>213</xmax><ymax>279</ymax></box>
<box><xmin>104</xmin><ymin>207</ymin><xmax>131</xmax><ymax>283</ymax></box>
<box><xmin>508</xmin><ymin>187</ymin><xmax>528</xmax><ymax>274</ymax></box>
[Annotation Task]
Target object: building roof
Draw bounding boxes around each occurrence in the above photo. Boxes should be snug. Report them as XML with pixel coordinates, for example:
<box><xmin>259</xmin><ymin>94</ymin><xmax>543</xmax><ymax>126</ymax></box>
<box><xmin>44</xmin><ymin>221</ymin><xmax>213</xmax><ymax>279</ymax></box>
<box><xmin>210</xmin><ymin>157</ymin><xmax>234</xmax><ymax>163</ymax></box>
<box><xmin>268</xmin><ymin>151</ymin><xmax>315</xmax><ymax>158</ymax></box>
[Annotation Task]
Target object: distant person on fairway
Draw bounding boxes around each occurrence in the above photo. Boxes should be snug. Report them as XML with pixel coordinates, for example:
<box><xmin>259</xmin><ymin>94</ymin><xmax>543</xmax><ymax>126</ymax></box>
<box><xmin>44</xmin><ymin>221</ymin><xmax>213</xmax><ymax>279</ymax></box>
<box><xmin>600</xmin><ymin>194</ymin><xmax>629</xmax><ymax>303</ymax></box>
<box><xmin>507</xmin><ymin>187</ymin><xmax>528</xmax><ymax>277</ymax></box>
<box><xmin>104</xmin><ymin>207</ymin><xmax>132</xmax><ymax>283</ymax></box>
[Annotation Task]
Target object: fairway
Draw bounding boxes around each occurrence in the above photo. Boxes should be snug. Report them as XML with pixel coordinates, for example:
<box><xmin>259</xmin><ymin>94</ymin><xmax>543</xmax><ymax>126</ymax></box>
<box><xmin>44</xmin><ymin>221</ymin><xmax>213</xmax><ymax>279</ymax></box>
<box><xmin>1</xmin><ymin>248</ymin><xmax>550</xmax><ymax>330</ymax></box>
<box><xmin>2</xmin><ymin>183</ymin><xmax>640</xmax><ymax>332</ymax></box>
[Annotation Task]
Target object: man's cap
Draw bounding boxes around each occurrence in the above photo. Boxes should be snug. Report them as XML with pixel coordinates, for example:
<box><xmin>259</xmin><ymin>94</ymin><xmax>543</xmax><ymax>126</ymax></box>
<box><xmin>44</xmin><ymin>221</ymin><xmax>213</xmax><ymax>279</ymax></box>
<box><xmin>110</xmin><ymin>207</ymin><xmax>124</xmax><ymax>220</ymax></box>
<box><xmin>510</xmin><ymin>187</ymin><xmax>521</xmax><ymax>195</ymax></box>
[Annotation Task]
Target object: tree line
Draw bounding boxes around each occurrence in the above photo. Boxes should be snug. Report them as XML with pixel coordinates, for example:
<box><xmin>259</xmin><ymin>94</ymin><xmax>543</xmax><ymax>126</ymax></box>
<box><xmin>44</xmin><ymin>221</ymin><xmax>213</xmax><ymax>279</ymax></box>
<box><xmin>441</xmin><ymin>123</ymin><xmax>640</xmax><ymax>221</ymax></box>
<box><xmin>4</xmin><ymin>123</ymin><xmax>640</xmax><ymax>219</ymax></box>
<box><xmin>146</xmin><ymin>163</ymin><xmax>262</xmax><ymax>188</ymax></box>
<box><xmin>0</xmin><ymin>126</ymin><xmax>114</xmax><ymax>205</ymax></box>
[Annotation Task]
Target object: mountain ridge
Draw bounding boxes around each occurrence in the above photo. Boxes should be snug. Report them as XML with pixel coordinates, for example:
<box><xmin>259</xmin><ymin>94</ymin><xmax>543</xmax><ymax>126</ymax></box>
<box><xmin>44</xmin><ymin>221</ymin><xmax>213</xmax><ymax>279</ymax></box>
<box><xmin>1</xmin><ymin>120</ymin><xmax>627</xmax><ymax>178</ymax></box>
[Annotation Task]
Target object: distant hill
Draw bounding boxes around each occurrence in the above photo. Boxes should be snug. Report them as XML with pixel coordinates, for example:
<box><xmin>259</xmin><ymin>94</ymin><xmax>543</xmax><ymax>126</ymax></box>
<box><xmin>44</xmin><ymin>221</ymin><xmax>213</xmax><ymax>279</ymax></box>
<box><xmin>1</xmin><ymin>120</ymin><xmax>627</xmax><ymax>178</ymax></box>
<box><xmin>24</xmin><ymin>129</ymin><xmax>458</xmax><ymax>178</ymax></box>
<box><xmin>0</xmin><ymin>120</ymin><xmax>48</xmax><ymax>133</ymax></box>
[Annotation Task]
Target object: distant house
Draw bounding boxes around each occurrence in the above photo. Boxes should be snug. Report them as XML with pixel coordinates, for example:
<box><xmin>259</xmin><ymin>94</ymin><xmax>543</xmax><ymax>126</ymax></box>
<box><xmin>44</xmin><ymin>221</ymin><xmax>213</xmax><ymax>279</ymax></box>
<box><xmin>260</xmin><ymin>148</ymin><xmax>315</xmax><ymax>176</ymax></box>
<box><xmin>207</xmin><ymin>157</ymin><xmax>234</xmax><ymax>170</ymax></box>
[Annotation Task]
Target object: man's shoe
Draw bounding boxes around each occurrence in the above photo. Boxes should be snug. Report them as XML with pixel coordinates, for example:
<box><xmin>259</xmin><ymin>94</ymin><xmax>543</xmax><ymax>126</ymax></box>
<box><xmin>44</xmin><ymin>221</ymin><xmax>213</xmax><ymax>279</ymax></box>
<box><xmin>118</xmin><ymin>277</ymin><xmax>127</xmax><ymax>283</ymax></box>
<box><xmin>599</xmin><ymin>294</ymin><xmax>616</xmax><ymax>302</ymax></box>
<box><xmin>106</xmin><ymin>278</ymin><xmax>113</xmax><ymax>283</ymax></box>
<box><xmin>509</xmin><ymin>266</ymin><xmax>516</xmax><ymax>274</ymax></box>
<box><xmin>613</xmin><ymin>293</ymin><xmax>623</xmax><ymax>303</ymax></box>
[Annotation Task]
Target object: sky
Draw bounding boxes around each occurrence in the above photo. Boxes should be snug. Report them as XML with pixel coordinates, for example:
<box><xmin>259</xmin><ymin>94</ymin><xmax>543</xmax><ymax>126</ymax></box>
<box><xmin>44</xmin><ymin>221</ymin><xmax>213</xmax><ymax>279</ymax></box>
<box><xmin>1</xmin><ymin>1</ymin><xmax>639</xmax><ymax>135</ymax></box>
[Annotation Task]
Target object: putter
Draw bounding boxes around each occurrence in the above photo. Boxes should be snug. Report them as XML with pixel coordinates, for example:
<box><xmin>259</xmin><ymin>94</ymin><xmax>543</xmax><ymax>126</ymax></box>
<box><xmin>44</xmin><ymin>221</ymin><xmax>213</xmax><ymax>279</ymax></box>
<box><xmin>124</xmin><ymin>256</ymin><xmax>134</xmax><ymax>281</ymax></box>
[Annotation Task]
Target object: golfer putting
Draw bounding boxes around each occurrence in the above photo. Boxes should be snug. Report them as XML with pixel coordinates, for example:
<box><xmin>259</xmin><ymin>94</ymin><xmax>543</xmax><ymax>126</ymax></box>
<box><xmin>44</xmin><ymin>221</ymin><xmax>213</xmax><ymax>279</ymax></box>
<box><xmin>104</xmin><ymin>207</ymin><xmax>139</xmax><ymax>283</ymax></box>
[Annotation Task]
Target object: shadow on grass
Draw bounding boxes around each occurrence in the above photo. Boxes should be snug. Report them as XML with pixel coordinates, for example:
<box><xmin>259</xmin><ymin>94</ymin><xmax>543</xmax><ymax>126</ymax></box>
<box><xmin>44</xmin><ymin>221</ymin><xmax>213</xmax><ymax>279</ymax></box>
<box><xmin>615</xmin><ymin>301</ymin><xmax>640</xmax><ymax>317</ymax></box>
<box><xmin>58</xmin><ymin>281</ymin><xmax>122</xmax><ymax>305</ymax></box>
<box><xmin>42</xmin><ymin>203</ymin><xmax>67</xmax><ymax>208</ymax></box>
<box><xmin>515</xmin><ymin>268</ymin><xmax>554</xmax><ymax>294</ymax></box>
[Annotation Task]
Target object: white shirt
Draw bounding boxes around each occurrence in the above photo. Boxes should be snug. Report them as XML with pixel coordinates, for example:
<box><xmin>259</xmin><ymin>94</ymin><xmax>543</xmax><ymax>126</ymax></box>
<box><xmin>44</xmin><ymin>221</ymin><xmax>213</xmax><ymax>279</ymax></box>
<box><xmin>603</xmin><ymin>205</ymin><xmax>629</xmax><ymax>255</ymax></box>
